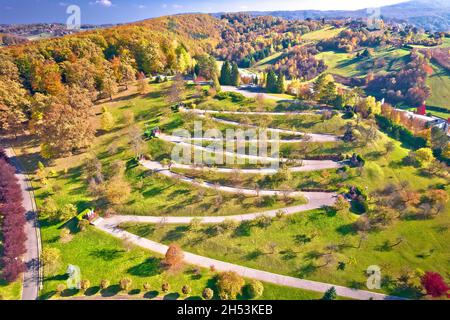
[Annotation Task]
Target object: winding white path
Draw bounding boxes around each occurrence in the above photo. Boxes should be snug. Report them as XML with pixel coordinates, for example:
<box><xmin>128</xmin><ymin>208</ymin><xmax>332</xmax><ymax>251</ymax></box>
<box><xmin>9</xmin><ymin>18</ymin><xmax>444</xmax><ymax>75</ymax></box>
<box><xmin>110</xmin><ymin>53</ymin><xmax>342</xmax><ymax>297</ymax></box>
<box><xmin>141</xmin><ymin>159</ymin><xmax>337</xmax><ymax>198</ymax></box>
<box><xmin>181</xmin><ymin>106</ymin><xmax>325</xmax><ymax>116</ymax></box>
<box><xmin>221</xmin><ymin>85</ymin><xmax>290</xmax><ymax>101</ymax></box>
<box><xmin>94</xmin><ymin>218</ymin><xmax>403</xmax><ymax>301</ymax></box>
<box><xmin>194</xmin><ymin>114</ymin><xmax>340</xmax><ymax>143</ymax></box>
<box><xmin>159</xmin><ymin>134</ymin><xmax>344</xmax><ymax>171</ymax></box>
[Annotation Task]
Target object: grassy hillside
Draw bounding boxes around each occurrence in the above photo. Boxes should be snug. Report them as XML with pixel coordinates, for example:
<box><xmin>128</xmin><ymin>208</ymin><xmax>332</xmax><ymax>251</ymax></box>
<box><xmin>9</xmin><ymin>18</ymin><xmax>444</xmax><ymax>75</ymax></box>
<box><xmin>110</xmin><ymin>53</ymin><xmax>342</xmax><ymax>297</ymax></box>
<box><xmin>427</xmin><ymin>63</ymin><xmax>450</xmax><ymax>115</ymax></box>
<box><xmin>301</xmin><ymin>27</ymin><xmax>346</xmax><ymax>41</ymax></box>
<box><xmin>316</xmin><ymin>47</ymin><xmax>410</xmax><ymax>78</ymax></box>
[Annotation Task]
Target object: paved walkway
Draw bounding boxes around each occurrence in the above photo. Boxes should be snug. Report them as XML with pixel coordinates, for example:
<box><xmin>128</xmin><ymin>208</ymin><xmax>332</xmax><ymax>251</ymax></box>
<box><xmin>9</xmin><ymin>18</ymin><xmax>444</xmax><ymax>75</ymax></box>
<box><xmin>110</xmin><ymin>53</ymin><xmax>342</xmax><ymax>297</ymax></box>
<box><xmin>140</xmin><ymin>159</ymin><xmax>337</xmax><ymax>199</ymax></box>
<box><xmin>221</xmin><ymin>85</ymin><xmax>291</xmax><ymax>102</ymax></box>
<box><xmin>4</xmin><ymin>148</ymin><xmax>41</xmax><ymax>300</ymax></box>
<box><xmin>165</xmin><ymin>160</ymin><xmax>344</xmax><ymax>174</ymax></box>
<box><xmin>194</xmin><ymin>114</ymin><xmax>340</xmax><ymax>143</ymax></box>
<box><xmin>95</xmin><ymin>218</ymin><xmax>403</xmax><ymax>301</ymax></box>
<box><xmin>98</xmin><ymin>197</ymin><xmax>337</xmax><ymax>225</ymax></box>
<box><xmin>159</xmin><ymin>134</ymin><xmax>344</xmax><ymax>171</ymax></box>
<box><xmin>181</xmin><ymin>106</ymin><xmax>324</xmax><ymax>116</ymax></box>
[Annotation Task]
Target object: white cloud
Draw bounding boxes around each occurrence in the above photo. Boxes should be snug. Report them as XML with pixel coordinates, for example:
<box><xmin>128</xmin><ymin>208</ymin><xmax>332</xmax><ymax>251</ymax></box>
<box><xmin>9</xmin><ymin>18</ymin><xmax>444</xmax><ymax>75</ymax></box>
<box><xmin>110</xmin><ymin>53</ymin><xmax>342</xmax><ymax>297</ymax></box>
<box><xmin>172</xmin><ymin>4</ymin><xmax>183</xmax><ymax>9</ymax></box>
<box><xmin>94</xmin><ymin>0</ymin><xmax>113</xmax><ymax>7</ymax></box>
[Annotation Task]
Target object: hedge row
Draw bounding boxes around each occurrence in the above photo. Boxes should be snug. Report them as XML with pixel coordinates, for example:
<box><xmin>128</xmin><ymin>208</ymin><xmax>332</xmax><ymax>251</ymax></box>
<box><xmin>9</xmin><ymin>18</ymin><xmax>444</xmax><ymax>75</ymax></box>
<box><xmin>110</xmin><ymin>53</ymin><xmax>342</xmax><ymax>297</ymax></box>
<box><xmin>375</xmin><ymin>115</ymin><xmax>427</xmax><ymax>149</ymax></box>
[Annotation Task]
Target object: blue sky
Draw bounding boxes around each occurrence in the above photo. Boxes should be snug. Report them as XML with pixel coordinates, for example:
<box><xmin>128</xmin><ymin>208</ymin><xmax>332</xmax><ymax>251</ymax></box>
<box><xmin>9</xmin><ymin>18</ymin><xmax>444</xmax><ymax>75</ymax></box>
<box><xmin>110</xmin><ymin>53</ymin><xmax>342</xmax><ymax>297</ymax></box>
<box><xmin>0</xmin><ymin>0</ymin><xmax>410</xmax><ymax>24</ymax></box>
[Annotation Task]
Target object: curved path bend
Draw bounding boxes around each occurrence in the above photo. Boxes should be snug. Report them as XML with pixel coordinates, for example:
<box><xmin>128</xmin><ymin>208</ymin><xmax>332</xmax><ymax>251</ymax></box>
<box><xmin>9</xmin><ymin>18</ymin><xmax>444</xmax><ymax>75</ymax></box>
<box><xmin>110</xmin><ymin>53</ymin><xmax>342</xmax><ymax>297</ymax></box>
<box><xmin>140</xmin><ymin>159</ymin><xmax>337</xmax><ymax>199</ymax></box>
<box><xmin>194</xmin><ymin>114</ymin><xmax>340</xmax><ymax>143</ymax></box>
<box><xmin>181</xmin><ymin>106</ymin><xmax>325</xmax><ymax>116</ymax></box>
<box><xmin>94</xmin><ymin>219</ymin><xmax>403</xmax><ymax>301</ymax></box>
<box><xmin>160</xmin><ymin>159</ymin><xmax>343</xmax><ymax>174</ymax></box>
<box><xmin>221</xmin><ymin>85</ymin><xmax>290</xmax><ymax>101</ymax></box>
<box><xmin>159</xmin><ymin>134</ymin><xmax>344</xmax><ymax>171</ymax></box>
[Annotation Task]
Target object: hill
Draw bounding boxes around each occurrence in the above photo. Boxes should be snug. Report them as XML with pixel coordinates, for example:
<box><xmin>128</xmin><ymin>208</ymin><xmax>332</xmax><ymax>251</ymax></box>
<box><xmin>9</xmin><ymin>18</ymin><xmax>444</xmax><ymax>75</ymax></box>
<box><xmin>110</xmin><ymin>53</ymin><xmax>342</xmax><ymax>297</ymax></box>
<box><xmin>243</xmin><ymin>0</ymin><xmax>450</xmax><ymax>32</ymax></box>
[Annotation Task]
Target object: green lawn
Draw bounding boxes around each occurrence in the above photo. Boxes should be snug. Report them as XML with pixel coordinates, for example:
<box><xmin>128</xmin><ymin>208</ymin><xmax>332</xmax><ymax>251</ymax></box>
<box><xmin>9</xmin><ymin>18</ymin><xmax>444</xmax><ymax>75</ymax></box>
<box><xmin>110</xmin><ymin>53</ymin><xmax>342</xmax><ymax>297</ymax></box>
<box><xmin>427</xmin><ymin>63</ymin><xmax>450</xmax><ymax>115</ymax></box>
<box><xmin>302</xmin><ymin>27</ymin><xmax>346</xmax><ymax>41</ymax></box>
<box><xmin>316</xmin><ymin>47</ymin><xmax>410</xmax><ymax>78</ymax></box>
<box><xmin>9</xmin><ymin>80</ymin><xmax>450</xmax><ymax>301</ymax></box>
<box><xmin>39</xmin><ymin>220</ymin><xmax>322</xmax><ymax>300</ymax></box>
<box><xmin>0</xmin><ymin>279</ymin><xmax>21</xmax><ymax>300</ymax></box>
<box><xmin>122</xmin><ymin>203</ymin><xmax>449</xmax><ymax>299</ymax></box>
<box><xmin>214</xmin><ymin>112</ymin><xmax>349</xmax><ymax>135</ymax></box>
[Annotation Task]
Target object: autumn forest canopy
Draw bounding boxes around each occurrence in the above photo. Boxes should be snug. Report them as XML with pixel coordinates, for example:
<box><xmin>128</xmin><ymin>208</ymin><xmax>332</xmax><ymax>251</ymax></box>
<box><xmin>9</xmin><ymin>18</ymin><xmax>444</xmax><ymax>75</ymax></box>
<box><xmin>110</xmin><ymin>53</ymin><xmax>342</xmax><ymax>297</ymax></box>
<box><xmin>0</xmin><ymin>13</ymin><xmax>449</xmax><ymax>158</ymax></box>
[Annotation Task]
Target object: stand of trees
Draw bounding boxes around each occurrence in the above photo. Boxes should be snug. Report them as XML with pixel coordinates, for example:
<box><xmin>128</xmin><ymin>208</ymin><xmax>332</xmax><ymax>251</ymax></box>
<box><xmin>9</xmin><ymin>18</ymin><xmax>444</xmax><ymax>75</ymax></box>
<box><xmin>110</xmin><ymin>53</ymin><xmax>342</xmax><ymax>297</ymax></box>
<box><xmin>271</xmin><ymin>45</ymin><xmax>327</xmax><ymax>80</ymax></box>
<box><xmin>0</xmin><ymin>150</ymin><xmax>27</xmax><ymax>282</ymax></box>
<box><xmin>219</xmin><ymin>61</ymin><xmax>240</xmax><ymax>86</ymax></box>
<box><xmin>367</xmin><ymin>50</ymin><xmax>432</xmax><ymax>107</ymax></box>
<box><xmin>216</xmin><ymin>13</ymin><xmax>323</xmax><ymax>67</ymax></box>
<box><xmin>265</xmin><ymin>70</ymin><xmax>286</xmax><ymax>94</ymax></box>
<box><xmin>0</xmin><ymin>14</ymin><xmax>221</xmax><ymax>158</ymax></box>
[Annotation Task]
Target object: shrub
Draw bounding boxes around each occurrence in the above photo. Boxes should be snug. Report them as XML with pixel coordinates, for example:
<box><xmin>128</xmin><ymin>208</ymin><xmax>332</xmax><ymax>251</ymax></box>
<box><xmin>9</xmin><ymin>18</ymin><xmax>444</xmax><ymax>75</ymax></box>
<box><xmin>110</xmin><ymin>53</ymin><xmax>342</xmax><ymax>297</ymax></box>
<box><xmin>56</xmin><ymin>283</ymin><xmax>66</xmax><ymax>295</ymax></box>
<box><xmin>255</xmin><ymin>215</ymin><xmax>272</xmax><ymax>228</ymax></box>
<box><xmin>77</xmin><ymin>219</ymin><xmax>90</xmax><ymax>231</ymax></box>
<box><xmin>59</xmin><ymin>203</ymin><xmax>77</xmax><ymax>222</ymax></box>
<box><xmin>334</xmin><ymin>195</ymin><xmax>350</xmax><ymax>212</ymax></box>
<box><xmin>322</xmin><ymin>287</ymin><xmax>337</xmax><ymax>300</ymax></box>
<box><xmin>143</xmin><ymin>283</ymin><xmax>151</xmax><ymax>292</ymax></box>
<box><xmin>275</xmin><ymin>210</ymin><xmax>286</xmax><ymax>219</ymax></box>
<box><xmin>202</xmin><ymin>288</ymin><xmax>214</xmax><ymax>300</ymax></box>
<box><xmin>421</xmin><ymin>271</ymin><xmax>449</xmax><ymax>298</ymax></box>
<box><xmin>80</xmin><ymin>279</ymin><xmax>91</xmax><ymax>292</ymax></box>
<box><xmin>162</xmin><ymin>282</ymin><xmax>170</xmax><ymax>293</ymax></box>
<box><xmin>163</xmin><ymin>244</ymin><xmax>184</xmax><ymax>269</ymax></box>
<box><xmin>182</xmin><ymin>285</ymin><xmax>192</xmax><ymax>295</ymax></box>
<box><xmin>41</xmin><ymin>247</ymin><xmax>62</xmax><ymax>275</ymax></box>
<box><xmin>119</xmin><ymin>278</ymin><xmax>132</xmax><ymax>292</ymax></box>
<box><xmin>246</xmin><ymin>280</ymin><xmax>264</xmax><ymax>299</ymax></box>
<box><xmin>100</xmin><ymin>279</ymin><xmax>110</xmax><ymax>290</ymax></box>
<box><xmin>219</xmin><ymin>219</ymin><xmax>239</xmax><ymax>232</ymax></box>
<box><xmin>216</xmin><ymin>271</ymin><xmax>245</xmax><ymax>300</ymax></box>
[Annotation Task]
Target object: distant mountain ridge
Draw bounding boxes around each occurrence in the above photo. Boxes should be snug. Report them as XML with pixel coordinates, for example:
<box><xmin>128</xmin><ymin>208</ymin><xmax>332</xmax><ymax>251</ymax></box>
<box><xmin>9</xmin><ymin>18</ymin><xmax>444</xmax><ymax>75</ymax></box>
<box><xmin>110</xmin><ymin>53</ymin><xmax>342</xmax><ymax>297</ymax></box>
<box><xmin>213</xmin><ymin>0</ymin><xmax>450</xmax><ymax>32</ymax></box>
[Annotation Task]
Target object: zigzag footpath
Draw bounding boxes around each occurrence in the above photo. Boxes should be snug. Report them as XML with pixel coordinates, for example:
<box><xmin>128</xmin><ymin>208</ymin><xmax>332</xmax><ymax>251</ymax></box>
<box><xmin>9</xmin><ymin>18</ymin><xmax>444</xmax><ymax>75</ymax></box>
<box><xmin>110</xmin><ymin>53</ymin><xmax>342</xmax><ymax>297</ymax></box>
<box><xmin>158</xmin><ymin>134</ymin><xmax>345</xmax><ymax>171</ymax></box>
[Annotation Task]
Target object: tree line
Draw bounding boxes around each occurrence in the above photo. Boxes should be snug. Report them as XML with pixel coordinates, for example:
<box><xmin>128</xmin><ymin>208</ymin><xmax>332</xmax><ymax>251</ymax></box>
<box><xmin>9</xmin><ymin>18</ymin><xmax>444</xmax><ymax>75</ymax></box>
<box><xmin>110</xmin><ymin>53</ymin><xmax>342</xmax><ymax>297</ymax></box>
<box><xmin>0</xmin><ymin>149</ymin><xmax>27</xmax><ymax>283</ymax></box>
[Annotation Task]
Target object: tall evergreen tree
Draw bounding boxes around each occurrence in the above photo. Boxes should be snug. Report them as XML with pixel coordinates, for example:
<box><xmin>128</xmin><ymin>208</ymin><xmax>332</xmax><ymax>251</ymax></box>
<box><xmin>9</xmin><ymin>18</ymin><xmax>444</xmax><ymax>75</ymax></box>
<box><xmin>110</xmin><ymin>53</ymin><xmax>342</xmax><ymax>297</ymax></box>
<box><xmin>276</xmin><ymin>73</ymin><xmax>286</xmax><ymax>94</ymax></box>
<box><xmin>231</xmin><ymin>62</ymin><xmax>240</xmax><ymax>86</ymax></box>
<box><xmin>213</xmin><ymin>74</ymin><xmax>221</xmax><ymax>92</ymax></box>
<box><xmin>266</xmin><ymin>70</ymin><xmax>277</xmax><ymax>93</ymax></box>
<box><xmin>219</xmin><ymin>61</ymin><xmax>232</xmax><ymax>85</ymax></box>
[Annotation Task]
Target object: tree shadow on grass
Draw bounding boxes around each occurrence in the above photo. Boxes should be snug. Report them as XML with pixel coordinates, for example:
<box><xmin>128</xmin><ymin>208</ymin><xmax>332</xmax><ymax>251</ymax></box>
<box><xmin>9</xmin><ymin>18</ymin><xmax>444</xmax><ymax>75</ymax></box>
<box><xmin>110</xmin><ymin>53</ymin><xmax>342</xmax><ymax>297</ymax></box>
<box><xmin>232</xmin><ymin>221</ymin><xmax>253</xmax><ymax>238</ymax></box>
<box><xmin>336</xmin><ymin>223</ymin><xmax>358</xmax><ymax>236</ymax></box>
<box><xmin>297</xmin><ymin>263</ymin><xmax>318</xmax><ymax>278</ymax></box>
<box><xmin>44</xmin><ymin>273</ymin><xmax>68</xmax><ymax>282</ymax></box>
<box><xmin>244</xmin><ymin>249</ymin><xmax>264</xmax><ymax>261</ymax></box>
<box><xmin>85</xmin><ymin>286</ymin><xmax>100</xmax><ymax>296</ymax></box>
<box><xmin>101</xmin><ymin>285</ymin><xmax>121</xmax><ymax>297</ymax></box>
<box><xmin>185</xmin><ymin>296</ymin><xmax>202</xmax><ymax>300</ymax></box>
<box><xmin>127</xmin><ymin>257</ymin><xmax>162</xmax><ymax>277</ymax></box>
<box><xmin>163</xmin><ymin>292</ymin><xmax>180</xmax><ymax>300</ymax></box>
<box><xmin>129</xmin><ymin>289</ymin><xmax>141</xmax><ymax>296</ymax></box>
<box><xmin>143</xmin><ymin>291</ymin><xmax>159</xmax><ymax>299</ymax></box>
<box><xmin>89</xmin><ymin>248</ymin><xmax>125</xmax><ymax>261</ymax></box>
<box><xmin>346</xmin><ymin>280</ymin><xmax>365</xmax><ymax>290</ymax></box>
<box><xmin>39</xmin><ymin>291</ymin><xmax>56</xmax><ymax>300</ymax></box>
<box><xmin>161</xmin><ymin>226</ymin><xmax>189</xmax><ymax>242</ymax></box>
<box><xmin>61</xmin><ymin>288</ymin><xmax>79</xmax><ymax>297</ymax></box>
